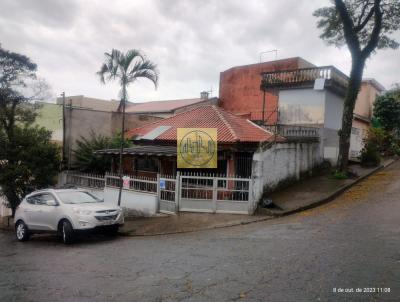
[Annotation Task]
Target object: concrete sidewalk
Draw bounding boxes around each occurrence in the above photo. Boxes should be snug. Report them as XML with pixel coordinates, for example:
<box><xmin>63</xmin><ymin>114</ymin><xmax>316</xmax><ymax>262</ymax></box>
<box><xmin>258</xmin><ymin>158</ymin><xmax>397</xmax><ymax>216</ymax></box>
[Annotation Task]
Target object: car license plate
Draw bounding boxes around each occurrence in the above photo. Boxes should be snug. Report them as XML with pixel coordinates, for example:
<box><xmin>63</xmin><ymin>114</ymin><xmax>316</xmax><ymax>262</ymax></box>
<box><xmin>103</xmin><ymin>220</ymin><xmax>114</xmax><ymax>225</ymax></box>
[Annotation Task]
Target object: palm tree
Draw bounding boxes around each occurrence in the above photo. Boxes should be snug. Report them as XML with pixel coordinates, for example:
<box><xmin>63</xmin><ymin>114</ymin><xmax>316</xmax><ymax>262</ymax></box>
<box><xmin>97</xmin><ymin>49</ymin><xmax>158</xmax><ymax>205</ymax></box>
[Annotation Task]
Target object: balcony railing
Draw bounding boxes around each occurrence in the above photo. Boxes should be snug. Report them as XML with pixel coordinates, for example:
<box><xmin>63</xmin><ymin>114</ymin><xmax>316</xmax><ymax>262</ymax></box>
<box><xmin>261</xmin><ymin>66</ymin><xmax>349</xmax><ymax>94</ymax></box>
<box><xmin>262</xmin><ymin>124</ymin><xmax>320</xmax><ymax>139</ymax></box>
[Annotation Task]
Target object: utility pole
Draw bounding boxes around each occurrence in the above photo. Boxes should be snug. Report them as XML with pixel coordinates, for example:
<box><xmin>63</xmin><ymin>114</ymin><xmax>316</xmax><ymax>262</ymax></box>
<box><xmin>61</xmin><ymin>92</ymin><xmax>66</xmax><ymax>167</ymax></box>
<box><xmin>67</xmin><ymin>98</ymin><xmax>72</xmax><ymax>171</ymax></box>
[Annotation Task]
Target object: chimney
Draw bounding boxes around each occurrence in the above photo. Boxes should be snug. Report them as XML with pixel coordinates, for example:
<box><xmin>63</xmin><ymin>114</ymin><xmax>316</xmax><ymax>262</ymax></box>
<box><xmin>200</xmin><ymin>91</ymin><xmax>209</xmax><ymax>99</ymax></box>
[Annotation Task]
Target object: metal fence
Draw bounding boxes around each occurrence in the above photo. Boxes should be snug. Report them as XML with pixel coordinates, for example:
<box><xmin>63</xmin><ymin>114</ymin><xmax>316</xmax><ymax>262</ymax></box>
<box><xmin>65</xmin><ymin>172</ymin><xmax>105</xmax><ymax>189</ymax></box>
<box><xmin>261</xmin><ymin>65</ymin><xmax>349</xmax><ymax>90</ymax></box>
<box><xmin>105</xmin><ymin>172</ymin><xmax>157</xmax><ymax>194</ymax></box>
<box><xmin>62</xmin><ymin>171</ymin><xmax>254</xmax><ymax>215</ymax></box>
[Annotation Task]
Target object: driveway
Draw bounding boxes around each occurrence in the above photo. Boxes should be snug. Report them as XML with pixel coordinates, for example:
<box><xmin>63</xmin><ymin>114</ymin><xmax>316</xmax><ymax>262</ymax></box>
<box><xmin>1</xmin><ymin>162</ymin><xmax>400</xmax><ymax>301</ymax></box>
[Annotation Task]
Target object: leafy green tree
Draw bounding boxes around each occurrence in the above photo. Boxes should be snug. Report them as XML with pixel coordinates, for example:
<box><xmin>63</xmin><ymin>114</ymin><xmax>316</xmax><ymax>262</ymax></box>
<box><xmin>97</xmin><ymin>49</ymin><xmax>158</xmax><ymax>205</ymax></box>
<box><xmin>373</xmin><ymin>88</ymin><xmax>400</xmax><ymax>132</ymax></box>
<box><xmin>314</xmin><ymin>0</ymin><xmax>400</xmax><ymax>172</ymax></box>
<box><xmin>72</xmin><ymin>132</ymin><xmax>132</xmax><ymax>174</ymax></box>
<box><xmin>0</xmin><ymin>46</ymin><xmax>38</xmax><ymax>140</ymax></box>
<box><xmin>0</xmin><ymin>126</ymin><xmax>61</xmax><ymax>216</ymax></box>
<box><xmin>0</xmin><ymin>45</ymin><xmax>55</xmax><ymax>216</ymax></box>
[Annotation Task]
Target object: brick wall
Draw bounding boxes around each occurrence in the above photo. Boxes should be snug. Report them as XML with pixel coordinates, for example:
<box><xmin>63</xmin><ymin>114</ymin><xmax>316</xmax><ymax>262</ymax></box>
<box><xmin>219</xmin><ymin>57</ymin><xmax>314</xmax><ymax>124</ymax></box>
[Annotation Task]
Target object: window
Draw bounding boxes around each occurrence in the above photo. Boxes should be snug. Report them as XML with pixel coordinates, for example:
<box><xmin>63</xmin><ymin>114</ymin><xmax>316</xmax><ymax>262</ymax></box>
<box><xmin>26</xmin><ymin>196</ymin><xmax>37</xmax><ymax>205</ymax></box>
<box><xmin>135</xmin><ymin>158</ymin><xmax>159</xmax><ymax>172</ymax></box>
<box><xmin>57</xmin><ymin>191</ymin><xmax>101</xmax><ymax>204</ymax></box>
<box><xmin>26</xmin><ymin>194</ymin><xmax>56</xmax><ymax>205</ymax></box>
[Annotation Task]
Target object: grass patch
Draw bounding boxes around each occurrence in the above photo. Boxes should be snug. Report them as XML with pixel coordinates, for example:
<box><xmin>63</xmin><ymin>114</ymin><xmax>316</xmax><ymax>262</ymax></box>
<box><xmin>332</xmin><ymin>170</ymin><xmax>348</xmax><ymax>180</ymax></box>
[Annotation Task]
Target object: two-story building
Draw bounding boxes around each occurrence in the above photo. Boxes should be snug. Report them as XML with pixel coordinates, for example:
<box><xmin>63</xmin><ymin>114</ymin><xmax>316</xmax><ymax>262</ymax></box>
<box><xmin>219</xmin><ymin>58</ymin><xmax>385</xmax><ymax>164</ymax></box>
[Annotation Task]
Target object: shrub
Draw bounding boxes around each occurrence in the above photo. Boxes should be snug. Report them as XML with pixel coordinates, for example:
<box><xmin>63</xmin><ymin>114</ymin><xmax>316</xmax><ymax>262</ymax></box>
<box><xmin>360</xmin><ymin>128</ymin><xmax>383</xmax><ymax>166</ymax></box>
<box><xmin>72</xmin><ymin>131</ymin><xmax>132</xmax><ymax>174</ymax></box>
<box><xmin>373</xmin><ymin>89</ymin><xmax>400</xmax><ymax>133</ymax></box>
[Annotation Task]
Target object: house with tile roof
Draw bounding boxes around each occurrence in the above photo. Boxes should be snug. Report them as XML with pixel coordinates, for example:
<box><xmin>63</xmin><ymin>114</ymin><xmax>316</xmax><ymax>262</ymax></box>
<box><xmin>125</xmin><ymin>93</ymin><xmax>218</xmax><ymax>118</ymax></box>
<box><xmin>98</xmin><ymin>105</ymin><xmax>284</xmax><ymax>178</ymax></box>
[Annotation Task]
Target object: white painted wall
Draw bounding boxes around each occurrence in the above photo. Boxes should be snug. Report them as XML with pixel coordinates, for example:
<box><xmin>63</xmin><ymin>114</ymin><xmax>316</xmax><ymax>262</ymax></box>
<box><xmin>324</xmin><ymin>91</ymin><xmax>344</xmax><ymax>130</ymax></box>
<box><xmin>252</xmin><ymin>142</ymin><xmax>323</xmax><ymax>203</ymax></box>
<box><xmin>0</xmin><ymin>194</ymin><xmax>11</xmax><ymax>217</ymax></box>
<box><xmin>323</xmin><ymin>91</ymin><xmax>344</xmax><ymax>165</ymax></box>
<box><xmin>103</xmin><ymin>187</ymin><xmax>158</xmax><ymax>217</ymax></box>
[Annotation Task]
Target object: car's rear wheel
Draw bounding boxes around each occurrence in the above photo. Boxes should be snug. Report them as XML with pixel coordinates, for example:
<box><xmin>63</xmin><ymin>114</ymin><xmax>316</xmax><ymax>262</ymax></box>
<box><xmin>15</xmin><ymin>221</ymin><xmax>30</xmax><ymax>242</ymax></box>
<box><xmin>61</xmin><ymin>220</ymin><xmax>74</xmax><ymax>244</ymax></box>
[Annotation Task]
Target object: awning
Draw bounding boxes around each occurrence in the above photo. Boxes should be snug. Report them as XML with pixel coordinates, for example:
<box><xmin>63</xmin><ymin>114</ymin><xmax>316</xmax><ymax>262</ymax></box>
<box><xmin>95</xmin><ymin>145</ymin><xmax>177</xmax><ymax>157</ymax></box>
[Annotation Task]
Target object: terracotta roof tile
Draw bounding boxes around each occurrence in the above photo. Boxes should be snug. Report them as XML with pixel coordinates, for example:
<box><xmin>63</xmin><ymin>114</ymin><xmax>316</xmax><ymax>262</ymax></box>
<box><xmin>126</xmin><ymin>105</ymin><xmax>284</xmax><ymax>144</ymax></box>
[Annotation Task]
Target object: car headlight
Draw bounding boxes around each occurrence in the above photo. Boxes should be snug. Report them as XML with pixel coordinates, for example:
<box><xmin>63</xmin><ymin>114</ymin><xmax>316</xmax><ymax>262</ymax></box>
<box><xmin>72</xmin><ymin>208</ymin><xmax>92</xmax><ymax>216</ymax></box>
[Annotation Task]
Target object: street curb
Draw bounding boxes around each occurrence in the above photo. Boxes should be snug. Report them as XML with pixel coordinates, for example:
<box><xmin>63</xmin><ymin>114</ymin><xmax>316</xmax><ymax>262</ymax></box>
<box><xmin>0</xmin><ymin>225</ymin><xmax>13</xmax><ymax>232</ymax></box>
<box><xmin>118</xmin><ymin>216</ymin><xmax>273</xmax><ymax>237</ymax></box>
<box><xmin>266</xmin><ymin>158</ymin><xmax>398</xmax><ymax>218</ymax></box>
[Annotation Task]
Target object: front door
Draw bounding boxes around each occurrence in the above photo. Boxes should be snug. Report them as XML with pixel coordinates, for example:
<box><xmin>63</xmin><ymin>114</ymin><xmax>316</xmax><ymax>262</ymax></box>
<box><xmin>28</xmin><ymin>193</ymin><xmax>59</xmax><ymax>231</ymax></box>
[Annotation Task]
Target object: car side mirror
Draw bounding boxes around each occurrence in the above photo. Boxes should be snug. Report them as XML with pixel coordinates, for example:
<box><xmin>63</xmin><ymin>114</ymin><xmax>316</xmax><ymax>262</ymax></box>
<box><xmin>46</xmin><ymin>200</ymin><xmax>58</xmax><ymax>206</ymax></box>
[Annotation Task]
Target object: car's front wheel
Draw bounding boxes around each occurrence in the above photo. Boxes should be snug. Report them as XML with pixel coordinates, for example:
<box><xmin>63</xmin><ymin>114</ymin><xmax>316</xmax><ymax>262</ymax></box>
<box><xmin>61</xmin><ymin>220</ymin><xmax>75</xmax><ymax>244</ymax></box>
<box><xmin>15</xmin><ymin>220</ymin><xmax>30</xmax><ymax>242</ymax></box>
<box><xmin>104</xmin><ymin>225</ymin><xmax>119</xmax><ymax>236</ymax></box>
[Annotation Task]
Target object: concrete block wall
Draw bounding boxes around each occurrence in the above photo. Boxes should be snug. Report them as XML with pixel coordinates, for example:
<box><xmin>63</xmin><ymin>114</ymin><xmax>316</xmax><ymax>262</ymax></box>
<box><xmin>0</xmin><ymin>194</ymin><xmax>11</xmax><ymax>218</ymax></box>
<box><xmin>252</xmin><ymin>142</ymin><xmax>323</xmax><ymax>203</ymax></box>
<box><xmin>103</xmin><ymin>187</ymin><xmax>158</xmax><ymax>217</ymax></box>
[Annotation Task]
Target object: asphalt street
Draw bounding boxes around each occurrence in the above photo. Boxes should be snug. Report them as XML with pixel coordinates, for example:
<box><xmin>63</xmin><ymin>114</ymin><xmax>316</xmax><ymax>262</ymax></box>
<box><xmin>1</xmin><ymin>162</ymin><xmax>399</xmax><ymax>302</ymax></box>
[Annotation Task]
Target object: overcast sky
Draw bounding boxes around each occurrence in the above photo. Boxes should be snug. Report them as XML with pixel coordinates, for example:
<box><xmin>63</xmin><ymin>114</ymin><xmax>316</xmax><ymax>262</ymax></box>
<box><xmin>0</xmin><ymin>0</ymin><xmax>399</xmax><ymax>102</ymax></box>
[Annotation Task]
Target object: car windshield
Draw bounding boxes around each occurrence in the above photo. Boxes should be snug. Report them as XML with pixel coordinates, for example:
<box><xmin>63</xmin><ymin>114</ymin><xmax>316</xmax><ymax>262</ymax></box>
<box><xmin>57</xmin><ymin>191</ymin><xmax>102</xmax><ymax>204</ymax></box>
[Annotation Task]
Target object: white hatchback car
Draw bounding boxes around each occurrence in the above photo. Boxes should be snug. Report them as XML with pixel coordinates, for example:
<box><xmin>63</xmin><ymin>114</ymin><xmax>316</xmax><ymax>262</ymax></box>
<box><xmin>14</xmin><ymin>189</ymin><xmax>124</xmax><ymax>244</ymax></box>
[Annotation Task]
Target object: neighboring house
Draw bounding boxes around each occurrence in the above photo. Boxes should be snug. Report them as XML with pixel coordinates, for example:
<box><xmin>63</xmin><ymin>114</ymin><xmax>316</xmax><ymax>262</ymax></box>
<box><xmin>33</xmin><ymin>102</ymin><xmax>63</xmax><ymax>144</ymax></box>
<box><xmin>220</xmin><ymin>57</ymin><xmax>384</xmax><ymax>164</ymax></box>
<box><xmin>56</xmin><ymin>95</ymin><xmax>121</xmax><ymax>111</ymax></box>
<box><xmin>97</xmin><ymin>105</ymin><xmax>284</xmax><ymax>178</ymax></box>
<box><xmin>350</xmin><ymin>79</ymin><xmax>385</xmax><ymax>160</ymax></box>
<box><xmin>260</xmin><ymin>65</ymin><xmax>349</xmax><ymax>164</ymax></box>
<box><xmin>125</xmin><ymin>92</ymin><xmax>218</xmax><ymax>118</ymax></box>
<box><xmin>32</xmin><ymin>95</ymin><xmax>161</xmax><ymax>166</ymax></box>
<box><xmin>219</xmin><ymin>57</ymin><xmax>315</xmax><ymax>123</ymax></box>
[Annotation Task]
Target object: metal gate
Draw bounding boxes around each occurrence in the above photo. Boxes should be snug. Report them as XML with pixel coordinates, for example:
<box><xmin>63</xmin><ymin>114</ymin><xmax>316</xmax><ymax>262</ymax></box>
<box><xmin>157</xmin><ymin>173</ymin><xmax>252</xmax><ymax>214</ymax></box>
<box><xmin>180</xmin><ymin>174</ymin><xmax>215</xmax><ymax>212</ymax></box>
<box><xmin>179</xmin><ymin>174</ymin><xmax>251</xmax><ymax>214</ymax></box>
<box><xmin>158</xmin><ymin>174</ymin><xmax>178</xmax><ymax>214</ymax></box>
